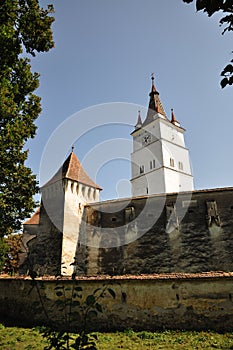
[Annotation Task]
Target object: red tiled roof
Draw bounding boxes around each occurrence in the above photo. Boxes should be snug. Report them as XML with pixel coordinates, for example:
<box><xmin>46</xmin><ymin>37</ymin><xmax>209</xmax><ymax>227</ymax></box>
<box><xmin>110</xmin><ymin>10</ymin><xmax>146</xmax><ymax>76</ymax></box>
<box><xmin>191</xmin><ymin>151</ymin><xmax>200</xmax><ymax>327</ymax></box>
<box><xmin>4</xmin><ymin>271</ymin><xmax>233</xmax><ymax>281</ymax></box>
<box><xmin>24</xmin><ymin>208</ymin><xmax>40</xmax><ymax>225</ymax></box>
<box><xmin>42</xmin><ymin>151</ymin><xmax>102</xmax><ymax>190</ymax></box>
<box><xmin>171</xmin><ymin>108</ymin><xmax>179</xmax><ymax>123</ymax></box>
<box><xmin>142</xmin><ymin>78</ymin><xmax>167</xmax><ymax>126</ymax></box>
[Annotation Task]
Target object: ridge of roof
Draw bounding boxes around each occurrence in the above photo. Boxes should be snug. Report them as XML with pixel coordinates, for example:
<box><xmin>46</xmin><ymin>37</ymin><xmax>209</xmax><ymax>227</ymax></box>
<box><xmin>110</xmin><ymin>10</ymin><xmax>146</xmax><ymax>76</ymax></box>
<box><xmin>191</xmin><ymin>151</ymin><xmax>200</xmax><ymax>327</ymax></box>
<box><xmin>42</xmin><ymin>151</ymin><xmax>102</xmax><ymax>190</ymax></box>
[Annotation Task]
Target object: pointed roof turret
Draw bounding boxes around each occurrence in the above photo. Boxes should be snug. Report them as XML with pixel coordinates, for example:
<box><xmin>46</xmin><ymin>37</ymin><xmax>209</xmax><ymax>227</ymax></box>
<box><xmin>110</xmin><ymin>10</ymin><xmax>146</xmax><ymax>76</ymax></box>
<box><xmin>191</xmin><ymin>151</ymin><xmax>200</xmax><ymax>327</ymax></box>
<box><xmin>42</xmin><ymin>149</ymin><xmax>102</xmax><ymax>190</ymax></box>
<box><xmin>171</xmin><ymin>108</ymin><xmax>181</xmax><ymax>127</ymax></box>
<box><xmin>134</xmin><ymin>110</ymin><xmax>142</xmax><ymax>130</ymax></box>
<box><xmin>143</xmin><ymin>74</ymin><xmax>167</xmax><ymax>126</ymax></box>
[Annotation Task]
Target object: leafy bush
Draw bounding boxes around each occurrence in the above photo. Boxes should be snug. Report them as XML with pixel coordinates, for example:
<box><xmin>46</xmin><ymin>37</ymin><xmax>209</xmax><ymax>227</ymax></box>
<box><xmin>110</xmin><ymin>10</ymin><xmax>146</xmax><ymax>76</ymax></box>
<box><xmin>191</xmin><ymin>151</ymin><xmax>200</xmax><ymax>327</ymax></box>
<box><xmin>0</xmin><ymin>238</ymin><xmax>8</xmax><ymax>272</ymax></box>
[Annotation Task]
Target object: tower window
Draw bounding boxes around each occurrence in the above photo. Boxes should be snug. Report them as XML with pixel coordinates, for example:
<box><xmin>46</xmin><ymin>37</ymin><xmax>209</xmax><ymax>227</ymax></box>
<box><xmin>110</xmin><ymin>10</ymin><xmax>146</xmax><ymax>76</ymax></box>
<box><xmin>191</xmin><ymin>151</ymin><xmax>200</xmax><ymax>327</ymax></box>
<box><xmin>140</xmin><ymin>165</ymin><xmax>144</xmax><ymax>174</ymax></box>
<box><xmin>170</xmin><ymin>158</ymin><xmax>175</xmax><ymax>167</ymax></box>
<box><xmin>150</xmin><ymin>159</ymin><xmax>156</xmax><ymax>169</ymax></box>
<box><xmin>179</xmin><ymin>161</ymin><xmax>183</xmax><ymax>170</ymax></box>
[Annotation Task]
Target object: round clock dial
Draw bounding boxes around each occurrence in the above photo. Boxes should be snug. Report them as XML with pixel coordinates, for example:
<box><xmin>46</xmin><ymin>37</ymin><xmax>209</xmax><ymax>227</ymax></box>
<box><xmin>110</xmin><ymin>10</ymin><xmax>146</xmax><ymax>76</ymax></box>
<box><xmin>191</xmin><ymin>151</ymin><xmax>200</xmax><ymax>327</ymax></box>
<box><xmin>143</xmin><ymin>134</ymin><xmax>151</xmax><ymax>144</ymax></box>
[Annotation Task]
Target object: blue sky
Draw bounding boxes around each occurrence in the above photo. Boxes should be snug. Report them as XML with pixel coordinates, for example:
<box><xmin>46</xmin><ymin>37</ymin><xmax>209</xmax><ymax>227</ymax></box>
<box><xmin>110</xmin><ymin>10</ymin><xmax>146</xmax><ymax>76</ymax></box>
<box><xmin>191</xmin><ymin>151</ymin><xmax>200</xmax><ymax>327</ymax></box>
<box><xmin>27</xmin><ymin>0</ymin><xmax>232</xmax><ymax>200</ymax></box>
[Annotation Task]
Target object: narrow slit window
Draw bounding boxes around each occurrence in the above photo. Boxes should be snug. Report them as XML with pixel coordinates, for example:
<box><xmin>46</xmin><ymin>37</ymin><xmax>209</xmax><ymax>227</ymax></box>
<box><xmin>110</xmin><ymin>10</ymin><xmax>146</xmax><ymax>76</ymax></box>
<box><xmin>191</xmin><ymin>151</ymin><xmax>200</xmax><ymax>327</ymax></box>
<box><xmin>178</xmin><ymin>161</ymin><xmax>183</xmax><ymax>170</ymax></box>
<box><xmin>170</xmin><ymin>158</ymin><xmax>175</xmax><ymax>167</ymax></box>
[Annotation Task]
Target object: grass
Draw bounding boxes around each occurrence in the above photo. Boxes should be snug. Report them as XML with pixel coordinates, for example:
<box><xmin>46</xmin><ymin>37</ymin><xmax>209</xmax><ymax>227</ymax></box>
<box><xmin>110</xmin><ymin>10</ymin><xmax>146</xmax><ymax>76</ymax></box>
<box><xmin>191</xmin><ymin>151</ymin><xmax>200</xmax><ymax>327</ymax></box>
<box><xmin>0</xmin><ymin>324</ymin><xmax>233</xmax><ymax>349</ymax></box>
<box><xmin>0</xmin><ymin>324</ymin><xmax>46</xmax><ymax>350</ymax></box>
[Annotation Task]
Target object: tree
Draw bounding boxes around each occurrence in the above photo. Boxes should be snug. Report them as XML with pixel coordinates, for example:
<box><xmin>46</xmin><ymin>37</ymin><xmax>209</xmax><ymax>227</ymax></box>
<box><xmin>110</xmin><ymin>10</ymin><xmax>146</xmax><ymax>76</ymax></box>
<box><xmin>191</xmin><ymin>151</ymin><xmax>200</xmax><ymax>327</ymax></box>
<box><xmin>0</xmin><ymin>238</ymin><xmax>8</xmax><ymax>273</ymax></box>
<box><xmin>3</xmin><ymin>234</ymin><xmax>22</xmax><ymax>275</ymax></box>
<box><xmin>182</xmin><ymin>0</ymin><xmax>233</xmax><ymax>88</ymax></box>
<box><xmin>0</xmin><ymin>0</ymin><xmax>54</xmax><ymax>237</ymax></box>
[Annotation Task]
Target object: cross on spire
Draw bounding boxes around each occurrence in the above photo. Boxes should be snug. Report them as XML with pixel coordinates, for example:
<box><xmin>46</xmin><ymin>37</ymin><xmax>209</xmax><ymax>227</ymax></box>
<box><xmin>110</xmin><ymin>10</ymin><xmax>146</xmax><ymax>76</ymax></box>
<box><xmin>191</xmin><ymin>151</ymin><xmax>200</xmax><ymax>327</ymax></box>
<box><xmin>151</xmin><ymin>73</ymin><xmax>155</xmax><ymax>88</ymax></box>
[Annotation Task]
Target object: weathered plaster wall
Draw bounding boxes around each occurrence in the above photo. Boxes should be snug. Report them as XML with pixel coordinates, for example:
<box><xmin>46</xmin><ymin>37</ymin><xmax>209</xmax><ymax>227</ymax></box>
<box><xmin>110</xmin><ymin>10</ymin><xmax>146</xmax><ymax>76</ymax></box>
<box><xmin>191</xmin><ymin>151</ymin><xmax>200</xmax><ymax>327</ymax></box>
<box><xmin>1</xmin><ymin>275</ymin><xmax>233</xmax><ymax>331</ymax></box>
<box><xmin>76</xmin><ymin>188</ymin><xmax>233</xmax><ymax>276</ymax></box>
<box><xmin>20</xmin><ymin>188</ymin><xmax>233</xmax><ymax>277</ymax></box>
<box><xmin>20</xmin><ymin>204</ymin><xmax>62</xmax><ymax>276</ymax></box>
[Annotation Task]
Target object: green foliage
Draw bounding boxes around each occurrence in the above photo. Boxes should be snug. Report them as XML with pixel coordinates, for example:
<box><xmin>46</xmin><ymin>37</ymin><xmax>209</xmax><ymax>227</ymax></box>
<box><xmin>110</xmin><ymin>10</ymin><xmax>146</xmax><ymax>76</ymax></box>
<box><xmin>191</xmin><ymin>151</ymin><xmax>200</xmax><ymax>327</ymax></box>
<box><xmin>1</xmin><ymin>326</ymin><xmax>233</xmax><ymax>350</ymax></box>
<box><xmin>182</xmin><ymin>0</ymin><xmax>233</xmax><ymax>88</ymax></box>
<box><xmin>0</xmin><ymin>324</ymin><xmax>47</xmax><ymax>349</ymax></box>
<box><xmin>0</xmin><ymin>0</ymin><xmax>54</xmax><ymax>237</ymax></box>
<box><xmin>0</xmin><ymin>238</ymin><xmax>8</xmax><ymax>272</ymax></box>
<box><xmin>31</xmin><ymin>279</ymin><xmax>116</xmax><ymax>350</ymax></box>
<box><xmin>2</xmin><ymin>234</ymin><xmax>22</xmax><ymax>274</ymax></box>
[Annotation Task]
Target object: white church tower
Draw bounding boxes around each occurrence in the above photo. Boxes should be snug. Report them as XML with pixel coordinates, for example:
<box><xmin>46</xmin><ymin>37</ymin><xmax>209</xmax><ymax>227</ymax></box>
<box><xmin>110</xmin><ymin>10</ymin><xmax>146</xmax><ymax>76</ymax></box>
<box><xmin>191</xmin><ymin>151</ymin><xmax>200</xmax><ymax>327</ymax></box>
<box><xmin>131</xmin><ymin>75</ymin><xmax>194</xmax><ymax>196</ymax></box>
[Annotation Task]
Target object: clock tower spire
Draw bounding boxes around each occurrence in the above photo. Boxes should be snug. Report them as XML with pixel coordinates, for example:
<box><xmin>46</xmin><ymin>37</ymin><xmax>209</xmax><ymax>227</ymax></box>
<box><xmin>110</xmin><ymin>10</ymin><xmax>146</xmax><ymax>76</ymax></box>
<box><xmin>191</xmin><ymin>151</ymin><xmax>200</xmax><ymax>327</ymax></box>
<box><xmin>130</xmin><ymin>76</ymin><xmax>194</xmax><ymax>196</ymax></box>
<box><xmin>143</xmin><ymin>73</ymin><xmax>167</xmax><ymax>126</ymax></box>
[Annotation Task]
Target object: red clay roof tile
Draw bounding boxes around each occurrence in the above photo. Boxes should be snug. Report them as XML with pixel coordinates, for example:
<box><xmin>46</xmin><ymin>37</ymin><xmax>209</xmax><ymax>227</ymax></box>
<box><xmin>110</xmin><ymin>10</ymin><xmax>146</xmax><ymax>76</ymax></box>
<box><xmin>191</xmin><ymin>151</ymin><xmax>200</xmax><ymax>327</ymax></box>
<box><xmin>43</xmin><ymin>151</ymin><xmax>102</xmax><ymax>190</ymax></box>
<box><xmin>24</xmin><ymin>207</ymin><xmax>40</xmax><ymax>225</ymax></box>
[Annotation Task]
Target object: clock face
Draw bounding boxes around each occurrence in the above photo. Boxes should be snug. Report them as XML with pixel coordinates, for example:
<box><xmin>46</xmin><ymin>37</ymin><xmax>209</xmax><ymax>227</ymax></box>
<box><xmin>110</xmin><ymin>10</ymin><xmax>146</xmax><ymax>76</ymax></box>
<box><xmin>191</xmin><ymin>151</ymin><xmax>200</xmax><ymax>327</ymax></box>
<box><xmin>170</xmin><ymin>128</ymin><xmax>176</xmax><ymax>142</ymax></box>
<box><xmin>172</xmin><ymin>132</ymin><xmax>178</xmax><ymax>142</ymax></box>
<box><xmin>143</xmin><ymin>134</ymin><xmax>151</xmax><ymax>144</ymax></box>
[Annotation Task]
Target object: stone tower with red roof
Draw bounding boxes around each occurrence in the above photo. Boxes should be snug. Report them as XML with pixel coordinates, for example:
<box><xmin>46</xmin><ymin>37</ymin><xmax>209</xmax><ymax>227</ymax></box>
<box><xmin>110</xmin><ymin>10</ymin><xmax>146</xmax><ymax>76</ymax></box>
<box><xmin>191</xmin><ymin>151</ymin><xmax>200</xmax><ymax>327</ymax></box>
<box><xmin>21</xmin><ymin>150</ymin><xmax>102</xmax><ymax>276</ymax></box>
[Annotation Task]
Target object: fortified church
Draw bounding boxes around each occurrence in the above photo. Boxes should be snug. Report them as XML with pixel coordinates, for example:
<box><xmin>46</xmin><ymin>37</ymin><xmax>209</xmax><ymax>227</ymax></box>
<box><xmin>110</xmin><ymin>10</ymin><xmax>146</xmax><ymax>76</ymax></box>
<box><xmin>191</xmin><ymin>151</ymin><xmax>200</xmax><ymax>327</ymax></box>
<box><xmin>20</xmin><ymin>77</ymin><xmax>233</xmax><ymax>277</ymax></box>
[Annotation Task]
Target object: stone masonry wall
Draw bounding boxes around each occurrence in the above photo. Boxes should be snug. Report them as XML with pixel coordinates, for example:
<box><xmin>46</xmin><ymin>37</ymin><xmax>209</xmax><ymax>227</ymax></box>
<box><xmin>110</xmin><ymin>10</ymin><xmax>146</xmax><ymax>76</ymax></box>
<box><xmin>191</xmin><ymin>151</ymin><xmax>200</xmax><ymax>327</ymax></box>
<box><xmin>1</xmin><ymin>274</ymin><xmax>233</xmax><ymax>331</ymax></box>
<box><xmin>20</xmin><ymin>188</ymin><xmax>233</xmax><ymax>277</ymax></box>
<box><xmin>20</xmin><ymin>204</ymin><xmax>62</xmax><ymax>276</ymax></box>
<box><xmin>75</xmin><ymin>188</ymin><xmax>233</xmax><ymax>276</ymax></box>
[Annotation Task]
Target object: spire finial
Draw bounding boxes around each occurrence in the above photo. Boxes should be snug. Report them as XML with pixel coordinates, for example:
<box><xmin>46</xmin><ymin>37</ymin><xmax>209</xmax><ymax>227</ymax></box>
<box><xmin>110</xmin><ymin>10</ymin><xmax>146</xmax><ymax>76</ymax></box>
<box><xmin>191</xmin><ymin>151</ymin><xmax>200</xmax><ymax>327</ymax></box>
<box><xmin>137</xmin><ymin>109</ymin><xmax>142</xmax><ymax>124</ymax></box>
<box><xmin>134</xmin><ymin>109</ymin><xmax>142</xmax><ymax>130</ymax></box>
<box><xmin>151</xmin><ymin>72</ymin><xmax>155</xmax><ymax>85</ymax></box>
<box><xmin>71</xmin><ymin>145</ymin><xmax>74</xmax><ymax>152</ymax></box>
<box><xmin>171</xmin><ymin>108</ymin><xmax>176</xmax><ymax>121</ymax></box>
<box><xmin>150</xmin><ymin>72</ymin><xmax>157</xmax><ymax>93</ymax></box>
<box><xmin>171</xmin><ymin>108</ymin><xmax>180</xmax><ymax>127</ymax></box>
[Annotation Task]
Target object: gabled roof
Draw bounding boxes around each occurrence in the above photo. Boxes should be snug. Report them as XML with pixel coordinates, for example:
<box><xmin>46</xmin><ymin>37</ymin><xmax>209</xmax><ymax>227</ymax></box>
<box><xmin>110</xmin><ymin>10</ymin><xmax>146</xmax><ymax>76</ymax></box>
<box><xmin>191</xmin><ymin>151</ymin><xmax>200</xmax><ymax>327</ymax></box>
<box><xmin>42</xmin><ymin>151</ymin><xmax>102</xmax><ymax>190</ymax></box>
<box><xmin>24</xmin><ymin>207</ymin><xmax>40</xmax><ymax>225</ymax></box>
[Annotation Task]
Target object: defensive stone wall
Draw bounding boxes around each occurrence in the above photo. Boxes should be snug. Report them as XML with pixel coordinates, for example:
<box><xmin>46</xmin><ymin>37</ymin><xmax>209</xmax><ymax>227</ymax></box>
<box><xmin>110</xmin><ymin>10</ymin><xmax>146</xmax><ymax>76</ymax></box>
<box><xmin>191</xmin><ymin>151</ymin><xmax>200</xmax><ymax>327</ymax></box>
<box><xmin>1</xmin><ymin>274</ymin><xmax>233</xmax><ymax>331</ymax></box>
<box><xmin>75</xmin><ymin>188</ymin><xmax>233</xmax><ymax>276</ymax></box>
<box><xmin>20</xmin><ymin>204</ymin><xmax>62</xmax><ymax>276</ymax></box>
<box><xmin>20</xmin><ymin>188</ymin><xmax>233</xmax><ymax>276</ymax></box>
